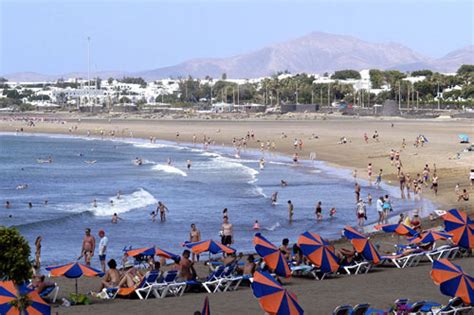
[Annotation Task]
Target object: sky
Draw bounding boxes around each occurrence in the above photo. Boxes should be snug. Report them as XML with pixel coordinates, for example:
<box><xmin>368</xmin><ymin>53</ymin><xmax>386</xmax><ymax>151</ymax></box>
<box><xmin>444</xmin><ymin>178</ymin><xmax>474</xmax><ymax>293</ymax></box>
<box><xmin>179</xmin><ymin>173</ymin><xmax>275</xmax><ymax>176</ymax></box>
<box><xmin>0</xmin><ymin>0</ymin><xmax>473</xmax><ymax>75</ymax></box>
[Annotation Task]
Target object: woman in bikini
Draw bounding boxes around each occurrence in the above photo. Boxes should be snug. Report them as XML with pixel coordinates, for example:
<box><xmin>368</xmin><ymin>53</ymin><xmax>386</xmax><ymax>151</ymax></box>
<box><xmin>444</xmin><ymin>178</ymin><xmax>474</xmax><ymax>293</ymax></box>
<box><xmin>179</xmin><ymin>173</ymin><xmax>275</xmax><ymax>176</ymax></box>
<box><xmin>189</xmin><ymin>223</ymin><xmax>201</xmax><ymax>261</ymax></box>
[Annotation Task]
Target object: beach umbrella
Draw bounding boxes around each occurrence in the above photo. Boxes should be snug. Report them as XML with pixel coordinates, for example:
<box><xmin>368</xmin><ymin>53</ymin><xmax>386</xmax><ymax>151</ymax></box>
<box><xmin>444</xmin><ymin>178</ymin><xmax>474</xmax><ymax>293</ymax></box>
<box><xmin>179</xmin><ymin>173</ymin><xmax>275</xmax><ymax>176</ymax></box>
<box><xmin>380</xmin><ymin>223</ymin><xmax>418</xmax><ymax>237</ymax></box>
<box><xmin>442</xmin><ymin>209</ymin><xmax>474</xmax><ymax>249</ymax></box>
<box><xmin>431</xmin><ymin>259</ymin><xmax>474</xmax><ymax>305</ymax></box>
<box><xmin>125</xmin><ymin>246</ymin><xmax>155</xmax><ymax>257</ymax></box>
<box><xmin>253</xmin><ymin>233</ymin><xmax>291</xmax><ymax>278</ymax></box>
<box><xmin>0</xmin><ymin>281</ymin><xmax>51</xmax><ymax>315</ymax></box>
<box><xmin>458</xmin><ymin>134</ymin><xmax>470</xmax><ymax>143</ymax></box>
<box><xmin>184</xmin><ymin>240</ymin><xmax>235</xmax><ymax>255</ymax></box>
<box><xmin>409</xmin><ymin>230</ymin><xmax>452</xmax><ymax>245</ymax></box>
<box><xmin>343</xmin><ymin>226</ymin><xmax>381</xmax><ymax>264</ymax></box>
<box><xmin>155</xmin><ymin>247</ymin><xmax>180</xmax><ymax>260</ymax></box>
<box><xmin>46</xmin><ymin>262</ymin><xmax>104</xmax><ymax>295</ymax></box>
<box><xmin>297</xmin><ymin>231</ymin><xmax>339</xmax><ymax>273</ymax></box>
<box><xmin>251</xmin><ymin>270</ymin><xmax>304</xmax><ymax>315</ymax></box>
<box><xmin>201</xmin><ymin>296</ymin><xmax>211</xmax><ymax>315</ymax></box>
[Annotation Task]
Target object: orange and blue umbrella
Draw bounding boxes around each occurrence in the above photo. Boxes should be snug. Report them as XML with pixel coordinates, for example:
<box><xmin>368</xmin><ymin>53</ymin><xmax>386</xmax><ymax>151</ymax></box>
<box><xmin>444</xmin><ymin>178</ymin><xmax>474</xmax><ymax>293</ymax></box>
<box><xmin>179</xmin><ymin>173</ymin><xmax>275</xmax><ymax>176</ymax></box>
<box><xmin>201</xmin><ymin>296</ymin><xmax>210</xmax><ymax>315</ymax></box>
<box><xmin>380</xmin><ymin>223</ymin><xmax>418</xmax><ymax>236</ymax></box>
<box><xmin>254</xmin><ymin>233</ymin><xmax>291</xmax><ymax>278</ymax></box>
<box><xmin>443</xmin><ymin>209</ymin><xmax>474</xmax><ymax>249</ymax></box>
<box><xmin>343</xmin><ymin>226</ymin><xmax>381</xmax><ymax>264</ymax></box>
<box><xmin>409</xmin><ymin>230</ymin><xmax>452</xmax><ymax>245</ymax></box>
<box><xmin>46</xmin><ymin>262</ymin><xmax>104</xmax><ymax>294</ymax></box>
<box><xmin>0</xmin><ymin>281</ymin><xmax>51</xmax><ymax>315</ymax></box>
<box><xmin>431</xmin><ymin>259</ymin><xmax>473</xmax><ymax>305</ymax></box>
<box><xmin>297</xmin><ymin>231</ymin><xmax>339</xmax><ymax>273</ymax></box>
<box><xmin>155</xmin><ymin>247</ymin><xmax>179</xmax><ymax>260</ymax></box>
<box><xmin>184</xmin><ymin>240</ymin><xmax>235</xmax><ymax>255</ymax></box>
<box><xmin>251</xmin><ymin>270</ymin><xmax>304</xmax><ymax>315</ymax></box>
<box><xmin>125</xmin><ymin>246</ymin><xmax>155</xmax><ymax>257</ymax></box>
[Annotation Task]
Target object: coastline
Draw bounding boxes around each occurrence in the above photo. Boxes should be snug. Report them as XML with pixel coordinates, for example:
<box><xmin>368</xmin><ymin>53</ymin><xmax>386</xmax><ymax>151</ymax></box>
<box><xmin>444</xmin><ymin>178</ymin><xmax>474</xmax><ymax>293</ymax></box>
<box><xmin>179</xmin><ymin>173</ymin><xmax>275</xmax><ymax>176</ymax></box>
<box><xmin>2</xmin><ymin>115</ymin><xmax>474</xmax><ymax>314</ymax></box>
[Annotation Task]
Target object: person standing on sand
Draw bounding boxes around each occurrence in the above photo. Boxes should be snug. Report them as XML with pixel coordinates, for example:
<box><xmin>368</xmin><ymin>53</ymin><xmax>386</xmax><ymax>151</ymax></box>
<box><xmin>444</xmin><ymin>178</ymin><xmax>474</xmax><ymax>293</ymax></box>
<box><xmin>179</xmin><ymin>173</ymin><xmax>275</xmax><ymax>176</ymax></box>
<box><xmin>356</xmin><ymin>199</ymin><xmax>366</xmax><ymax>227</ymax></box>
<box><xmin>189</xmin><ymin>224</ymin><xmax>201</xmax><ymax>262</ymax></box>
<box><xmin>375</xmin><ymin>169</ymin><xmax>383</xmax><ymax>188</ymax></box>
<box><xmin>287</xmin><ymin>200</ymin><xmax>294</xmax><ymax>223</ymax></box>
<box><xmin>98</xmin><ymin>230</ymin><xmax>108</xmax><ymax>273</ymax></box>
<box><xmin>158</xmin><ymin>201</ymin><xmax>169</xmax><ymax>222</ymax></box>
<box><xmin>34</xmin><ymin>236</ymin><xmax>42</xmax><ymax>270</ymax></box>
<box><xmin>431</xmin><ymin>173</ymin><xmax>439</xmax><ymax>196</ymax></box>
<box><xmin>354</xmin><ymin>183</ymin><xmax>361</xmax><ymax>202</ymax></box>
<box><xmin>79</xmin><ymin>228</ymin><xmax>95</xmax><ymax>266</ymax></box>
<box><xmin>367</xmin><ymin>163</ymin><xmax>373</xmax><ymax>184</ymax></box>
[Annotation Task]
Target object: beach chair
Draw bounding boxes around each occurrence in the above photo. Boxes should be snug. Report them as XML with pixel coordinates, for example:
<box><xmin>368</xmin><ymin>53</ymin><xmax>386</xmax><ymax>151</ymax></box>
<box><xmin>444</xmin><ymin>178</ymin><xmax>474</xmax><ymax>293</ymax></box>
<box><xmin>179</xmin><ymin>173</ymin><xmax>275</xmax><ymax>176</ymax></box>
<box><xmin>351</xmin><ymin>303</ymin><xmax>370</xmax><ymax>315</ymax></box>
<box><xmin>201</xmin><ymin>265</ymin><xmax>227</xmax><ymax>293</ymax></box>
<box><xmin>408</xmin><ymin>301</ymin><xmax>426</xmax><ymax>312</ymax></box>
<box><xmin>149</xmin><ymin>270</ymin><xmax>185</xmax><ymax>298</ymax></box>
<box><xmin>134</xmin><ymin>270</ymin><xmax>161</xmax><ymax>300</ymax></box>
<box><xmin>332</xmin><ymin>304</ymin><xmax>352</xmax><ymax>315</ymax></box>
<box><xmin>380</xmin><ymin>251</ymin><xmax>423</xmax><ymax>268</ymax></box>
<box><xmin>425</xmin><ymin>245</ymin><xmax>456</xmax><ymax>262</ymax></box>
<box><xmin>39</xmin><ymin>283</ymin><xmax>59</xmax><ymax>303</ymax></box>
<box><xmin>435</xmin><ymin>297</ymin><xmax>473</xmax><ymax>314</ymax></box>
<box><xmin>342</xmin><ymin>260</ymin><xmax>371</xmax><ymax>275</ymax></box>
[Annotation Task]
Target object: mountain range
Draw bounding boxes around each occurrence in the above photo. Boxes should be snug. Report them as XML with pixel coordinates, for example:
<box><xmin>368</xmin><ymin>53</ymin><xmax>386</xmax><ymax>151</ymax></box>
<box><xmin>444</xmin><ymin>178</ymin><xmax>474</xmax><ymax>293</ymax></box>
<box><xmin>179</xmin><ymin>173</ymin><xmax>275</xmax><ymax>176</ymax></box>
<box><xmin>4</xmin><ymin>32</ymin><xmax>473</xmax><ymax>82</ymax></box>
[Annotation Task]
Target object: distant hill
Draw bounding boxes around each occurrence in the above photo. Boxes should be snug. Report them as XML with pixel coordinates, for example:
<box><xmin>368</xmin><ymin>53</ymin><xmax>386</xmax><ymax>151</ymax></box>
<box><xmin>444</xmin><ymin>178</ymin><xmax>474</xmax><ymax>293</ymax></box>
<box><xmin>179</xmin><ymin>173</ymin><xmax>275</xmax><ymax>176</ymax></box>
<box><xmin>3</xmin><ymin>32</ymin><xmax>472</xmax><ymax>81</ymax></box>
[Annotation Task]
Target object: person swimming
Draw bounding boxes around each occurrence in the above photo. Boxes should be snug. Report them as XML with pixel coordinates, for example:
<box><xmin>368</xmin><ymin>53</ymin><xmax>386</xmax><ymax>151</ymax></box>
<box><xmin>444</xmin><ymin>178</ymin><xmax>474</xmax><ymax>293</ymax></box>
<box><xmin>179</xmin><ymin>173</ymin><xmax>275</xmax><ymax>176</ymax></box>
<box><xmin>280</xmin><ymin>180</ymin><xmax>288</xmax><ymax>187</ymax></box>
<box><xmin>271</xmin><ymin>192</ymin><xmax>278</xmax><ymax>205</ymax></box>
<box><xmin>253</xmin><ymin>220</ymin><xmax>260</xmax><ymax>230</ymax></box>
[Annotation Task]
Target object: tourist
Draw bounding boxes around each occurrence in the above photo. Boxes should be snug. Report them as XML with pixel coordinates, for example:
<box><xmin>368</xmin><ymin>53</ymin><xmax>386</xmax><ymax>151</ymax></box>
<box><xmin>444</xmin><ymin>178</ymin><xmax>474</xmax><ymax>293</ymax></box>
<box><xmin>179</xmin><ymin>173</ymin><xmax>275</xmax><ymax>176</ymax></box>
<box><xmin>79</xmin><ymin>228</ymin><xmax>96</xmax><ymax>266</ymax></box>
<box><xmin>150</xmin><ymin>211</ymin><xmax>157</xmax><ymax>222</ymax></box>
<box><xmin>277</xmin><ymin>239</ymin><xmax>290</xmax><ymax>260</ymax></box>
<box><xmin>458</xmin><ymin>189</ymin><xmax>469</xmax><ymax>202</ymax></box>
<box><xmin>293</xmin><ymin>153</ymin><xmax>298</xmax><ymax>164</ymax></box>
<box><xmin>367</xmin><ymin>193</ymin><xmax>372</xmax><ymax>205</ymax></box>
<box><xmin>375</xmin><ymin>169</ymin><xmax>383</xmax><ymax>188</ymax></box>
<box><xmin>356</xmin><ymin>199</ymin><xmax>366</xmax><ymax>227</ymax></box>
<box><xmin>271</xmin><ymin>191</ymin><xmax>278</xmax><ymax>205</ymax></box>
<box><xmin>376</xmin><ymin>197</ymin><xmax>384</xmax><ymax>225</ymax></box>
<box><xmin>5</xmin><ymin>200</ymin><xmax>11</xmax><ymax>208</ymax></box>
<box><xmin>354</xmin><ymin>183</ymin><xmax>361</xmax><ymax>202</ymax></box>
<box><xmin>253</xmin><ymin>220</ymin><xmax>260</xmax><ymax>230</ymax></box>
<box><xmin>111</xmin><ymin>213</ymin><xmax>123</xmax><ymax>224</ymax></box>
<box><xmin>470</xmin><ymin>169</ymin><xmax>474</xmax><ymax>186</ymax></box>
<box><xmin>98</xmin><ymin>259</ymin><xmax>121</xmax><ymax>290</ymax></box>
<box><xmin>280</xmin><ymin>180</ymin><xmax>288</xmax><ymax>187</ymax></box>
<box><xmin>187</xmin><ymin>160</ymin><xmax>192</xmax><ymax>169</ymax></box>
<box><xmin>367</xmin><ymin>163</ymin><xmax>373</xmax><ymax>184</ymax></box>
<box><xmin>329</xmin><ymin>207</ymin><xmax>336</xmax><ymax>218</ymax></box>
<box><xmin>29</xmin><ymin>275</ymin><xmax>55</xmax><ymax>294</ymax></box>
<box><xmin>431</xmin><ymin>173</ymin><xmax>439</xmax><ymax>196</ymax></box>
<box><xmin>179</xmin><ymin>250</ymin><xmax>196</xmax><ymax>281</ymax></box>
<box><xmin>158</xmin><ymin>201</ymin><xmax>169</xmax><ymax>222</ymax></box>
<box><xmin>98</xmin><ymin>230</ymin><xmax>108</xmax><ymax>272</ymax></box>
<box><xmin>399</xmin><ymin>172</ymin><xmax>406</xmax><ymax>199</ymax></box>
<box><xmin>34</xmin><ymin>236</ymin><xmax>42</xmax><ymax>270</ymax></box>
<box><xmin>315</xmin><ymin>201</ymin><xmax>323</xmax><ymax>221</ymax></box>
<box><xmin>189</xmin><ymin>223</ymin><xmax>201</xmax><ymax>262</ymax></box>
<box><xmin>411</xmin><ymin>214</ymin><xmax>422</xmax><ymax>233</ymax></box>
<box><xmin>287</xmin><ymin>200</ymin><xmax>294</xmax><ymax>223</ymax></box>
<box><xmin>118</xmin><ymin>261</ymin><xmax>142</xmax><ymax>288</ymax></box>
<box><xmin>383</xmin><ymin>195</ymin><xmax>392</xmax><ymax>224</ymax></box>
<box><xmin>221</xmin><ymin>216</ymin><xmax>233</xmax><ymax>246</ymax></box>
<box><xmin>241</xmin><ymin>254</ymin><xmax>256</xmax><ymax>276</ymax></box>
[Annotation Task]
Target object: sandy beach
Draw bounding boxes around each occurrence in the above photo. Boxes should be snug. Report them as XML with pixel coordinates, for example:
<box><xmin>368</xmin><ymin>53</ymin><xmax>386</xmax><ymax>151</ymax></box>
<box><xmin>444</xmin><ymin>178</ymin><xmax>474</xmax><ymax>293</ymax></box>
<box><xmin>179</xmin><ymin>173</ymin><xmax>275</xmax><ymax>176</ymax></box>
<box><xmin>1</xmin><ymin>114</ymin><xmax>473</xmax><ymax>314</ymax></box>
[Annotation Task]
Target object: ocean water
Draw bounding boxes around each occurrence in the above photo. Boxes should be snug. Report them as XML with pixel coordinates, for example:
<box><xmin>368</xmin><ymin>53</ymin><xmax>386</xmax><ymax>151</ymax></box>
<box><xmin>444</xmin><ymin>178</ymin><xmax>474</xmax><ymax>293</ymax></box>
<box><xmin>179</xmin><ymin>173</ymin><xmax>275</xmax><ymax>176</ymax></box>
<box><xmin>0</xmin><ymin>132</ymin><xmax>435</xmax><ymax>269</ymax></box>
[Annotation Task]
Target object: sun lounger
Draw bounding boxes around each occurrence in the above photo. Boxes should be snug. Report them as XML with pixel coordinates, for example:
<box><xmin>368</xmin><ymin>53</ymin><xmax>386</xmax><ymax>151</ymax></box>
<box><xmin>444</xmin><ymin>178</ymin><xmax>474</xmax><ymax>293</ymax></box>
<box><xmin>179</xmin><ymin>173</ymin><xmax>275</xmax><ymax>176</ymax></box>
<box><xmin>134</xmin><ymin>270</ymin><xmax>161</xmax><ymax>299</ymax></box>
<box><xmin>351</xmin><ymin>303</ymin><xmax>370</xmax><ymax>315</ymax></box>
<box><xmin>434</xmin><ymin>297</ymin><xmax>473</xmax><ymax>314</ymax></box>
<box><xmin>380</xmin><ymin>251</ymin><xmax>424</xmax><ymax>268</ymax></box>
<box><xmin>149</xmin><ymin>270</ymin><xmax>186</xmax><ymax>298</ymax></box>
<box><xmin>39</xmin><ymin>283</ymin><xmax>59</xmax><ymax>303</ymax></box>
<box><xmin>342</xmin><ymin>260</ymin><xmax>371</xmax><ymax>275</ymax></box>
<box><xmin>332</xmin><ymin>304</ymin><xmax>352</xmax><ymax>315</ymax></box>
<box><xmin>201</xmin><ymin>265</ymin><xmax>230</xmax><ymax>293</ymax></box>
<box><xmin>425</xmin><ymin>246</ymin><xmax>459</xmax><ymax>262</ymax></box>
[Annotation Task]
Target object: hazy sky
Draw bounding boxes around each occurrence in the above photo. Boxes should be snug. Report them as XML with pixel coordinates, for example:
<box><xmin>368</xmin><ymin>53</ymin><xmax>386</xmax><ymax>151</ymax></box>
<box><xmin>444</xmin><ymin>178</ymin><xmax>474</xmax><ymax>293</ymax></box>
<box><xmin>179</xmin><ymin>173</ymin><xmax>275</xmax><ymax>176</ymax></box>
<box><xmin>1</xmin><ymin>0</ymin><xmax>473</xmax><ymax>74</ymax></box>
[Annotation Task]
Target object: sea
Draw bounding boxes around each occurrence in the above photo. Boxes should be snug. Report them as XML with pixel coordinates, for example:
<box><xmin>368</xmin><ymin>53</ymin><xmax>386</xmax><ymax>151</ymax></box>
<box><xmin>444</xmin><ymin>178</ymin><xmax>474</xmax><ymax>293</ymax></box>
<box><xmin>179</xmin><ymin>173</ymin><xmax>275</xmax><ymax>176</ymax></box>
<box><xmin>0</xmin><ymin>132</ymin><xmax>436</xmax><ymax>269</ymax></box>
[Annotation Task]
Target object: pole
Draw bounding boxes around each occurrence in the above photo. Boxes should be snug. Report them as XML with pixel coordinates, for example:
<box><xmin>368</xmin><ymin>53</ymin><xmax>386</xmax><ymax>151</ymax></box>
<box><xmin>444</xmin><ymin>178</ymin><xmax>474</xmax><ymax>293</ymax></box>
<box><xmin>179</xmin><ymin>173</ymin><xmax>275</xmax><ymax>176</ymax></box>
<box><xmin>320</xmin><ymin>87</ymin><xmax>323</xmax><ymax>107</ymax></box>
<box><xmin>437</xmin><ymin>82</ymin><xmax>440</xmax><ymax>110</ymax></box>
<box><xmin>237</xmin><ymin>84</ymin><xmax>240</xmax><ymax>105</ymax></box>
<box><xmin>311</xmin><ymin>90</ymin><xmax>314</xmax><ymax>105</ymax></box>
<box><xmin>327</xmin><ymin>84</ymin><xmax>330</xmax><ymax>107</ymax></box>
<box><xmin>398</xmin><ymin>81</ymin><xmax>401</xmax><ymax>110</ymax></box>
<box><xmin>87</xmin><ymin>36</ymin><xmax>91</xmax><ymax>111</ymax></box>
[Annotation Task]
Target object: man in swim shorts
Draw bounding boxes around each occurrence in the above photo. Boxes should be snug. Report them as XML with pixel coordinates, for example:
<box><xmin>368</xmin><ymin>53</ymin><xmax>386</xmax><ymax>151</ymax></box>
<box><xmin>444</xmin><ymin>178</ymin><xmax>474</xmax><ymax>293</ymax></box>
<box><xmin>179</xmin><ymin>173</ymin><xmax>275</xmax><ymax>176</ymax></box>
<box><xmin>79</xmin><ymin>228</ymin><xmax>96</xmax><ymax>266</ymax></box>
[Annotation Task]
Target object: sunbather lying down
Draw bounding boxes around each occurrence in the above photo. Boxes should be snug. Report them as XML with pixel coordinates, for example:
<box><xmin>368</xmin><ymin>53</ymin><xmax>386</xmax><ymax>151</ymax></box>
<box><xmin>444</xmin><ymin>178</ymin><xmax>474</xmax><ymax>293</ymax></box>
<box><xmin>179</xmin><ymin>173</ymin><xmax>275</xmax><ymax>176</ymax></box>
<box><xmin>29</xmin><ymin>274</ymin><xmax>55</xmax><ymax>294</ymax></box>
<box><xmin>336</xmin><ymin>247</ymin><xmax>357</xmax><ymax>265</ymax></box>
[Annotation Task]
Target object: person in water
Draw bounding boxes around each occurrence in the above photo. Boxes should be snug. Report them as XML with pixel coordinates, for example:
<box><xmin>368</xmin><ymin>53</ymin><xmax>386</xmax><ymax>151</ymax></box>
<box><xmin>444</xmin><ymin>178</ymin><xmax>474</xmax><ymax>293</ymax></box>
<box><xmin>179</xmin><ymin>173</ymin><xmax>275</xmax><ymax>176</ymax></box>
<box><xmin>187</xmin><ymin>160</ymin><xmax>192</xmax><ymax>169</ymax></box>
<box><xmin>79</xmin><ymin>228</ymin><xmax>96</xmax><ymax>266</ymax></box>
<box><xmin>315</xmin><ymin>201</ymin><xmax>323</xmax><ymax>221</ymax></box>
<box><xmin>221</xmin><ymin>216</ymin><xmax>233</xmax><ymax>246</ymax></box>
<box><xmin>112</xmin><ymin>212</ymin><xmax>123</xmax><ymax>223</ymax></box>
<box><xmin>271</xmin><ymin>192</ymin><xmax>278</xmax><ymax>206</ymax></box>
<box><xmin>287</xmin><ymin>200</ymin><xmax>294</xmax><ymax>223</ymax></box>
<box><xmin>158</xmin><ymin>201</ymin><xmax>169</xmax><ymax>222</ymax></box>
<box><xmin>189</xmin><ymin>223</ymin><xmax>201</xmax><ymax>262</ymax></box>
<box><xmin>253</xmin><ymin>220</ymin><xmax>260</xmax><ymax>230</ymax></box>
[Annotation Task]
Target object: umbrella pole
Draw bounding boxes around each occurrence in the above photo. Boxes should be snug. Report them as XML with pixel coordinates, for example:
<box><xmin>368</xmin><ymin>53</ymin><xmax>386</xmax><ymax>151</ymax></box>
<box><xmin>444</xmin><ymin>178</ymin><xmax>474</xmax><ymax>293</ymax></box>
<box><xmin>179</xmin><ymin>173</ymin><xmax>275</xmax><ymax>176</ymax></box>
<box><xmin>75</xmin><ymin>278</ymin><xmax>78</xmax><ymax>296</ymax></box>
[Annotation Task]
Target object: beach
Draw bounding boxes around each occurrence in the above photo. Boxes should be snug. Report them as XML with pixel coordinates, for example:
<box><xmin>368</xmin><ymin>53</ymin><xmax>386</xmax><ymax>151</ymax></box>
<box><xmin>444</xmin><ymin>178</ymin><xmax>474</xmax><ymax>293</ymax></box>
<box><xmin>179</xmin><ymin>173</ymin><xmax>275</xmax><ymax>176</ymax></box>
<box><xmin>1</xmin><ymin>114</ymin><xmax>473</xmax><ymax>314</ymax></box>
